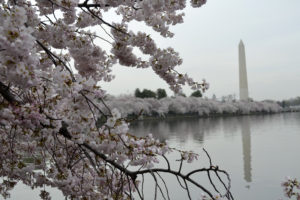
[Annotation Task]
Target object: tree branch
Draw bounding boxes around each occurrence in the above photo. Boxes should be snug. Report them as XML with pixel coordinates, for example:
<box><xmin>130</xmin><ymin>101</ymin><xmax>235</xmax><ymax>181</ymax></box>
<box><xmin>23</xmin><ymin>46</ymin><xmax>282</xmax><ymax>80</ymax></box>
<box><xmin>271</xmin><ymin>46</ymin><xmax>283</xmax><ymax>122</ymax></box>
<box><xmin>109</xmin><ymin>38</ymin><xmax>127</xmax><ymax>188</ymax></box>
<box><xmin>78</xmin><ymin>3</ymin><xmax>110</xmax><ymax>8</ymax></box>
<box><xmin>0</xmin><ymin>85</ymin><xmax>232</xmax><ymax>199</ymax></box>
<box><xmin>0</xmin><ymin>81</ymin><xmax>20</xmax><ymax>104</ymax></box>
<box><xmin>36</xmin><ymin>40</ymin><xmax>76</xmax><ymax>82</ymax></box>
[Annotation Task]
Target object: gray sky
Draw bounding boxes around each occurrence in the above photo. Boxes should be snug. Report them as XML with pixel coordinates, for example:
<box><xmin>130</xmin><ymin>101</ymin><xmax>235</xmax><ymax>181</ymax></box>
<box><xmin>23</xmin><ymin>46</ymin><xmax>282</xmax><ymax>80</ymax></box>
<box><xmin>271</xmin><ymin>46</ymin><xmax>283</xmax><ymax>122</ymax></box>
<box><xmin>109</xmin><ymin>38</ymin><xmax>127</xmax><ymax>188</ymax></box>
<box><xmin>102</xmin><ymin>0</ymin><xmax>300</xmax><ymax>101</ymax></box>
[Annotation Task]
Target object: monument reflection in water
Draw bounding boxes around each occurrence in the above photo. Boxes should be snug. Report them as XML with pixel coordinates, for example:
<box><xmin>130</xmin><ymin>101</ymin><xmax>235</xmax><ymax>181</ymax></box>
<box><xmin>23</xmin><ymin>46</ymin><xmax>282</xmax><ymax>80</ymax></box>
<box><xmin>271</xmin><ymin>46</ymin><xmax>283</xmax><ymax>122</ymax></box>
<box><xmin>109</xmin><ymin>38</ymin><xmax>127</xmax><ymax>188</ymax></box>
<box><xmin>240</xmin><ymin>117</ymin><xmax>252</xmax><ymax>183</ymax></box>
<box><xmin>7</xmin><ymin>113</ymin><xmax>300</xmax><ymax>200</ymax></box>
<box><xmin>131</xmin><ymin>116</ymin><xmax>253</xmax><ymax>184</ymax></box>
<box><xmin>130</xmin><ymin>113</ymin><xmax>300</xmax><ymax>200</ymax></box>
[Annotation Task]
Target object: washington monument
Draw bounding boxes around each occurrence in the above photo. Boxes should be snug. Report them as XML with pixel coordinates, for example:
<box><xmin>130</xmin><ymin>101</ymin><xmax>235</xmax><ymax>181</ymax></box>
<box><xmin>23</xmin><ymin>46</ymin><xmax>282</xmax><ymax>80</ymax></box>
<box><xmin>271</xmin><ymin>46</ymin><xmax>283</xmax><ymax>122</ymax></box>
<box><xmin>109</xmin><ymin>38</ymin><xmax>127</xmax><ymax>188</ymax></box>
<box><xmin>239</xmin><ymin>40</ymin><xmax>249</xmax><ymax>100</ymax></box>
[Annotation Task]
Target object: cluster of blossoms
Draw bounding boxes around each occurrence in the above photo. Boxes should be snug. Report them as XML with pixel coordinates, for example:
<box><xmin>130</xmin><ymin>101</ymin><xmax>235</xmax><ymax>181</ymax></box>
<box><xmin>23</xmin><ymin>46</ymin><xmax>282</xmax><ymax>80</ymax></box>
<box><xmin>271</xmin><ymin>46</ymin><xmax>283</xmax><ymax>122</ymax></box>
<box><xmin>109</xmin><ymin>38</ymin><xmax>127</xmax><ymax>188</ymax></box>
<box><xmin>0</xmin><ymin>0</ymin><xmax>232</xmax><ymax>199</ymax></box>
<box><xmin>282</xmin><ymin>177</ymin><xmax>300</xmax><ymax>200</ymax></box>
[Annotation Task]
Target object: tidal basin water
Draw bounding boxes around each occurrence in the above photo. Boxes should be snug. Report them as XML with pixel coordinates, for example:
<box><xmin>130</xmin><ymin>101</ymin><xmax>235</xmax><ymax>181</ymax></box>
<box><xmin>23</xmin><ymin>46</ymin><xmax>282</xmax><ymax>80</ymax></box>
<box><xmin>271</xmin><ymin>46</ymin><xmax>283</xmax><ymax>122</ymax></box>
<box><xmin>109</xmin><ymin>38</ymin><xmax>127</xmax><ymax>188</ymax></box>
<box><xmin>7</xmin><ymin>112</ymin><xmax>300</xmax><ymax>199</ymax></box>
<box><xmin>130</xmin><ymin>112</ymin><xmax>300</xmax><ymax>200</ymax></box>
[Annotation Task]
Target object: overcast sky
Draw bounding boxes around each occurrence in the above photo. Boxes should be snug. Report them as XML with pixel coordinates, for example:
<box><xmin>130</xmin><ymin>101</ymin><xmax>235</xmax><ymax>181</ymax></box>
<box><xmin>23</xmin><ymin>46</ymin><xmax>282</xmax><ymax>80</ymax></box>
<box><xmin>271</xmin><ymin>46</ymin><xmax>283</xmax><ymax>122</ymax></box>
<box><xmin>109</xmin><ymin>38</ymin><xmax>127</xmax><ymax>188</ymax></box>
<box><xmin>101</xmin><ymin>0</ymin><xmax>300</xmax><ymax>101</ymax></box>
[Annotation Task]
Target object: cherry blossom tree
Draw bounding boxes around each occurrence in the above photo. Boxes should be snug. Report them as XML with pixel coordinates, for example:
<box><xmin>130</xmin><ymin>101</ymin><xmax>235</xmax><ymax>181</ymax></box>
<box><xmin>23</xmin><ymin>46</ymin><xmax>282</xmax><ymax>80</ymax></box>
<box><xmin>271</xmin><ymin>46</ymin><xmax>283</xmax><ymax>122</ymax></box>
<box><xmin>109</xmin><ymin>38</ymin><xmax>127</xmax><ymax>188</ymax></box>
<box><xmin>102</xmin><ymin>95</ymin><xmax>282</xmax><ymax>118</ymax></box>
<box><xmin>0</xmin><ymin>0</ymin><xmax>233</xmax><ymax>199</ymax></box>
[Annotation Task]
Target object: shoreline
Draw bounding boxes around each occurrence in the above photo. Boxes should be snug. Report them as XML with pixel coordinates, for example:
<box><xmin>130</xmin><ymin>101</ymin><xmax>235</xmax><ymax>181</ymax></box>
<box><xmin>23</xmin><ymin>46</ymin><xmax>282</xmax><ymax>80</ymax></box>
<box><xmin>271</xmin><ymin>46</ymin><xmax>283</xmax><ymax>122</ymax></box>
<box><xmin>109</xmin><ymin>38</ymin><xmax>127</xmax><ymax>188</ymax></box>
<box><xmin>129</xmin><ymin>110</ymin><xmax>299</xmax><ymax>122</ymax></box>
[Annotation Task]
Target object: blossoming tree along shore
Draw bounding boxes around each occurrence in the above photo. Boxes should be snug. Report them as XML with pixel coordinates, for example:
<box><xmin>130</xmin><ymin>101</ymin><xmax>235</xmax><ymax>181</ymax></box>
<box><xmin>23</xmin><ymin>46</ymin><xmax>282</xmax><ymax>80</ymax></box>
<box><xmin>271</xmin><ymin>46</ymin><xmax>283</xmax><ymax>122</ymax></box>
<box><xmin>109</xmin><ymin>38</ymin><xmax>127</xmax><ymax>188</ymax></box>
<box><xmin>97</xmin><ymin>95</ymin><xmax>283</xmax><ymax>118</ymax></box>
<box><xmin>0</xmin><ymin>0</ymin><xmax>234</xmax><ymax>199</ymax></box>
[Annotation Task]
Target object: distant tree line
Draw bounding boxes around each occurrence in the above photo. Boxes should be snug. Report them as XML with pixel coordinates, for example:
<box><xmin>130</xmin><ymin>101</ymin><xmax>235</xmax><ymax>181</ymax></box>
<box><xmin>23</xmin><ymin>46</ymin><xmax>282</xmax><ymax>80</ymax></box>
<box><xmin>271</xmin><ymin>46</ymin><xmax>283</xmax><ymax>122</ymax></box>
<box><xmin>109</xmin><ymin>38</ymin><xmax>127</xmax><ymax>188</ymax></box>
<box><xmin>278</xmin><ymin>96</ymin><xmax>300</xmax><ymax>108</ymax></box>
<box><xmin>190</xmin><ymin>90</ymin><xmax>202</xmax><ymax>98</ymax></box>
<box><xmin>134</xmin><ymin>88</ymin><xmax>202</xmax><ymax>99</ymax></box>
<box><xmin>135</xmin><ymin>88</ymin><xmax>166</xmax><ymax>99</ymax></box>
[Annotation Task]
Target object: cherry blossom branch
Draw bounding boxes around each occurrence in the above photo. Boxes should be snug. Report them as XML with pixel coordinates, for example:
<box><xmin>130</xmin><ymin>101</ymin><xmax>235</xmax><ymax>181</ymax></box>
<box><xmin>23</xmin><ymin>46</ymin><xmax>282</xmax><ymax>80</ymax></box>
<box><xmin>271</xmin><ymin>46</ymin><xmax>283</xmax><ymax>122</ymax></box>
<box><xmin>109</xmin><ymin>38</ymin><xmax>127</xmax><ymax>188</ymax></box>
<box><xmin>36</xmin><ymin>40</ymin><xmax>76</xmax><ymax>82</ymax></box>
<box><xmin>79</xmin><ymin>91</ymin><xmax>109</xmax><ymax>118</ymax></box>
<box><xmin>0</xmin><ymin>81</ymin><xmax>20</xmax><ymax>104</ymax></box>
<box><xmin>45</xmin><ymin>0</ymin><xmax>70</xmax><ymax>11</ymax></box>
<box><xmin>77</xmin><ymin>0</ymin><xmax>142</xmax><ymax>8</ymax></box>
<box><xmin>74</xmin><ymin>30</ymin><xmax>113</xmax><ymax>44</ymax></box>
<box><xmin>84</xmin><ymin>7</ymin><xmax>129</xmax><ymax>35</ymax></box>
<box><xmin>0</xmin><ymin>2</ymin><xmax>225</xmax><ymax>199</ymax></box>
<box><xmin>282</xmin><ymin>177</ymin><xmax>300</xmax><ymax>199</ymax></box>
<box><xmin>78</xmin><ymin>136</ymin><xmax>232</xmax><ymax>199</ymax></box>
<box><xmin>78</xmin><ymin>2</ymin><xmax>110</xmax><ymax>8</ymax></box>
<box><xmin>0</xmin><ymin>83</ymin><xmax>232</xmax><ymax>199</ymax></box>
<box><xmin>53</xmin><ymin>116</ymin><xmax>232</xmax><ymax>200</ymax></box>
<box><xmin>0</xmin><ymin>82</ymin><xmax>233</xmax><ymax>199</ymax></box>
<box><xmin>80</xmin><ymin>142</ymin><xmax>138</xmax><ymax>180</ymax></box>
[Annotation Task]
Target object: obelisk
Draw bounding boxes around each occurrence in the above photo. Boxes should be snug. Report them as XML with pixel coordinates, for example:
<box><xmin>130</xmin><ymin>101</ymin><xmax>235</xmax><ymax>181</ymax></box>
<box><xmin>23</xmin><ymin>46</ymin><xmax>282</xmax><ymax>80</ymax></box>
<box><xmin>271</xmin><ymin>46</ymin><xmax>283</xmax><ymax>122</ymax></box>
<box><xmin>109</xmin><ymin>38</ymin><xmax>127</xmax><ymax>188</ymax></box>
<box><xmin>239</xmin><ymin>40</ymin><xmax>249</xmax><ymax>100</ymax></box>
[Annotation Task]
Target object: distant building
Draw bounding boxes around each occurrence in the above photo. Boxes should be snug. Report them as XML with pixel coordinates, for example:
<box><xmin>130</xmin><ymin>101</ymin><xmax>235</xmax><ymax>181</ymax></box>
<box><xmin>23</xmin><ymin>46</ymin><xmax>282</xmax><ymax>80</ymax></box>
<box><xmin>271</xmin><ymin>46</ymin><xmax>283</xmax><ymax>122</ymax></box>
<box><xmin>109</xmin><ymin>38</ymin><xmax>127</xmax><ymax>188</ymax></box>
<box><xmin>239</xmin><ymin>40</ymin><xmax>249</xmax><ymax>100</ymax></box>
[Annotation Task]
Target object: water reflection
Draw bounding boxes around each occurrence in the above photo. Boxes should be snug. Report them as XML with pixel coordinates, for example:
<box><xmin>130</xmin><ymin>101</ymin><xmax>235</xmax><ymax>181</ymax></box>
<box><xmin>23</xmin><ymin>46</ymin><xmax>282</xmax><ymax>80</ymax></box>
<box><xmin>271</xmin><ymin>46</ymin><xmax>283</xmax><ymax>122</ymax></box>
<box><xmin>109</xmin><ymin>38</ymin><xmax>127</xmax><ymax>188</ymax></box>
<box><xmin>133</xmin><ymin>115</ymin><xmax>286</xmax><ymax>184</ymax></box>
<box><xmin>7</xmin><ymin>113</ymin><xmax>300</xmax><ymax>200</ymax></box>
<box><xmin>240</xmin><ymin>117</ymin><xmax>252</xmax><ymax>183</ymax></box>
<box><xmin>131</xmin><ymin>117</ymin><xmax>228</xmax><ymax>144</ymax></box>
<box><xmin>131</xmin><ymin>116</ymin><xmax>253</xmax><ymax>183</ymax></box>
<box><xmin>129</xmin><ymin>113</ymin><xmax>300</xmax><ymax>200</ymax></box>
